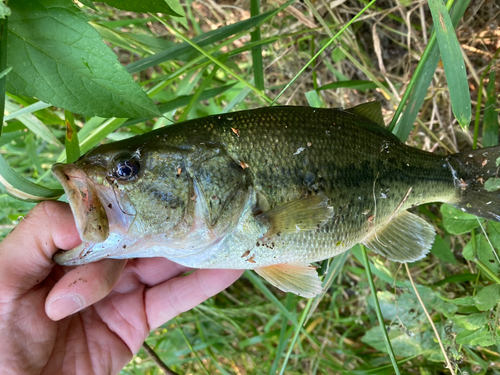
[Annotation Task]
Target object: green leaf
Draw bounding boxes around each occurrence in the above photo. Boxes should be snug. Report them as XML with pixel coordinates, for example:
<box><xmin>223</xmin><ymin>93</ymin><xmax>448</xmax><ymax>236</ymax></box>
<box><xmin>451</xmin><ymin>312</ymin><xmax>488</xmax><ymax>330</ymax></box>
<box><xmin>5</xmin><ymin>101</ymin><xmax>63</xmax><ymax>148</ymax></box>
<box><xmin>456</xmin><ymin>326</ymin><xmax>496</xmax><ymax>346</ymax></box>
<box><xmin>0</xmin><ymin>0</ymin><xmax>10</xmax><ymax>18</ymax></box>
<box><xmin>317</xmin><ymin>80</ymin><xmax>388</xmax><ymax>92</ymax></box>
<box><xmin>441</xmin><ymin>203</ymin><xmax>482</xmax><ymax>234</ymax></box>
<box><xmin>121</xmin><ymin>83</ymin><xmax>236</xmax><ymax>128</ymax></box>
<box><xmin>449</xmin><ymin>296</ymin><xmax>476</xmax><ymax>306</ymax></box>
<box><xmin>250</xmin><ymin>0</ymin><xmax>264</xmax><ymax>92</ymax></box>
<box><xmin>126</xmin><ymin>6</ymin><xmax>288</xmax><ymax>74</ymax></box>
<box><xmin>488</xmin><ymin>221</ymin><xmax>500</xmax><ymax>250</ymax></box>
<box><xmin>482</xmin><ymin>70</ymin><xmax>498</xmax><ymax>147</ymax></box>
<box><xmin>7</xmin><ymin>0</ymin><xmax>161</xmax><ymax>119</ymax></box>
<box><xmin>305</xmin><ymin>90</ymin><xmax>323</xmax><ymax>108</ymax></box>
<box><xmin>430</xmin><ymin>235</ymin><xmax>457</xmax><ymax>264</ymax></box>
<box><xmin>484</xmin><ymin>177</ymin><xmax>500</xmax><ymax>192</ymax></box>
<box><xmin>463</xmin><ymin>234</ymin><xmax>499</xmax><ymax>276</ymax></box>
<box><xmin>475</xmin><ymin>284</ymin><xmax>500</xmax><ymax>311</ymax></box>
<box><xmin>390</xmin><ymin>0</ymin><xmax>470</xmax><ymax>141</ymax></box>
<box><xmin>102</xmin><ymin>0</ymin><xmax>183</xmax><ymax>17</ymax></box>
<box><xmin>427</xmin><ymin>0</ymin><xmax>471</xmax><ymax>129</ymax></box>
<box><xmin>0</xmin><ymin>153</ymin><xmax>63</xmax><ymax>201</ymax></box>
<box><xmin>362</xmin><ymin>324</ymin><xmax>444</xmax><ymax>361</ymax></box>
<box><xmin>77</xmin><ymin>0</ymin><xmax>97</xmax><ymax>11</ymax></box>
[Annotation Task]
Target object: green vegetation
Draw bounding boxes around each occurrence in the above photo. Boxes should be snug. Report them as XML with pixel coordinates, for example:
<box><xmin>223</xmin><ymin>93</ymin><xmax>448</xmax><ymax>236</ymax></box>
<box><xmin>1</xmin><ymin>0</ymin><xmax>499</xmax><ymax>373</ymax></box>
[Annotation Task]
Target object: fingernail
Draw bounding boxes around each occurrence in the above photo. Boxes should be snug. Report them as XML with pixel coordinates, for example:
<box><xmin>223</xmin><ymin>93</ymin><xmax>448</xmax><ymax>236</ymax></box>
<box><xmin>47</xmin><ymin>294</ymin><xmax>84</xmax><ymax>321</ymax></box>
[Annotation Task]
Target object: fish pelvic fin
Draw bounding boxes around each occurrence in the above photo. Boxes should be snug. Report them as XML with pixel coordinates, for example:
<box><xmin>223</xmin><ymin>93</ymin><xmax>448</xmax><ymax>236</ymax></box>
<box><xmin>363</xmin><ymin>211</ymin><xmax>435</xmax><ymax>262</ymax></box>
<box><xmin>447</xmin><ymin>146</ymin><xmax>500</xmax><ymax>221</ymax></box>
<box><xmin>255</xmin><ymin>263</ymin><xmax>324</xmax><ymax>298</ymax></box>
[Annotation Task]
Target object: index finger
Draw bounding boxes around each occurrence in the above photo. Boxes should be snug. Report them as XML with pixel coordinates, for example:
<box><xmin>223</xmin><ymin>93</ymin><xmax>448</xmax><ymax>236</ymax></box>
<box><xmin>0</xmin><ymin>201</ymin><xmax>81</xmax><ymax>295</ymax></box>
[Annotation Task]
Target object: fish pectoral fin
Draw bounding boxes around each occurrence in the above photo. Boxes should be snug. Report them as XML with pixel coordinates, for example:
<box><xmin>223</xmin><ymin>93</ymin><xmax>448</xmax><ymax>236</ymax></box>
<box><xmin>256</xmin><ymin>195</ymin><xmax>333</xmax><ymax>238</ymax></box>
<box><xmin>255</xmin><ymin>263</ymin><xmax>323</xmax><ymax>298</ymax></box>
<box><xmin>345</xmin><ymin>101</ymin><xmax>385</xmax><ymax>127</ymax></box>
<box><xmin>363</xmin><ymin>211</ymin><xmax>435</xmax><ymax>262</ymax></box>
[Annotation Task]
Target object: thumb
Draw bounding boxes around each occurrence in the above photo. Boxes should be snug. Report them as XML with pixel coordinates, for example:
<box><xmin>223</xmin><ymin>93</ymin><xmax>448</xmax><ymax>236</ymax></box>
<box><xmin>0</xmin><ymin>201</ymin><xmax>81</xmax><ymax>296</ymax></box>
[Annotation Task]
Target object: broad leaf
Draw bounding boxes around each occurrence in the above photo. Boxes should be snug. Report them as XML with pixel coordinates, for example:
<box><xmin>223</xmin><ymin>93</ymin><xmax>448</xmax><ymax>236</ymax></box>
<box><xmin>430</xmin><ymin>235</ymin><xmax>457</xmax><ymax>264</ymax></box>
<box><xmin>488</xmin><ymin>221</ymin><xmax>500</xmax><ymax>250</ymax></box>
<box><xmin>451</xmin><ymin>312</ymin><xmax>488</xmax><ymax>330</ymax></box>
<box><xmin>485</xmin><ymin>177</ymin><xmax>500</xmax><ymax>192</ymax></box>
<box><xmin>456</xmin><ymin>326</ymin><xmax>497</xmax><ymax>346</ymax></box>
<box><xmin>441</xmin><ymin>203</ymin><xmax>482</xmax><ymax>234</ymax></box>
<box><xmin>7</xmin><ymin>0</ymin><xmax>161</xmax><ymax>118</ymax></box>
<box><xmin>475</xmin><ymin>284</ymin><xmax>500</xmax><ymax>311</ymax></box>
<box><xmin>0</xmin><ymin>0</ymin><xmax>10</xmax><ymax>18</ymax></box>
<box><xmin>463</xmin><ymin>234</ymin><xmax>499</xmax><ymax>276</ymax></box>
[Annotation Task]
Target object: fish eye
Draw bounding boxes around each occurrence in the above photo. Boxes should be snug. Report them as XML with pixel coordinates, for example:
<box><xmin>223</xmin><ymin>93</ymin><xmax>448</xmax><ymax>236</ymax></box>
<box><xmin>112</xmin><ymin>157</ymin><xmax>140</xmax><ymax>181</ymax></box>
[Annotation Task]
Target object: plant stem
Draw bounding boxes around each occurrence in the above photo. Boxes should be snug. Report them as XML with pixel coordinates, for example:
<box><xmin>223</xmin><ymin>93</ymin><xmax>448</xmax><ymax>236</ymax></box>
<box><xmin>175</xmin><ymin>317</ymin><xmax>211</xmax><ymax>375</ymax></box>
<box><xmin>278</xmin><ymin>298</ymin><xmax>314</xmax><ymax>375</ymax></box>
<box><xmin>405</xmin><ymin>264</ymin><xmax>456</xmax><ymax>375</ymax></box>
<box><xmin>271</xmin><ymin>0</ymin><xmax>377</xmax><ymax>105</ymax></box>
<box><xmin>360</xmin><ymin>245</ymin><xmax>401</xmax><ymax>375</ymax></box>
<box><xmin>141</xmin><ymin>342</ymin><xmax>180</xmax><ymax>375</ymax></box>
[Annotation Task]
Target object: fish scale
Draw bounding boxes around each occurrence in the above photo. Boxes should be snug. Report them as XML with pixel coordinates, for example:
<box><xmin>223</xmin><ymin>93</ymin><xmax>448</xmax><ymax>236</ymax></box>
<box><xmin>52</xmin><ymin>103</ymin><xmax>500</xmax><ymax>297</ymax></box>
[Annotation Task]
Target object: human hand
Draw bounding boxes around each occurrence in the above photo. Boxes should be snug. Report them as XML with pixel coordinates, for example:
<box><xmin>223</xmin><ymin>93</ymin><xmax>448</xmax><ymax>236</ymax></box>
<box><xmin>0</xmin><ymin>201</ymin><xmax>243</xmax><ymax>375</ymax></box>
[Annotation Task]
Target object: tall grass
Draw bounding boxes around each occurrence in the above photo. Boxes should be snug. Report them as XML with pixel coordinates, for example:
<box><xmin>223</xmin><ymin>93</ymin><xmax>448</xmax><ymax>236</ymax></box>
<box><xmin>1</xmin><ymin>1</ymin><xmax>500</xmax><ymax>374</ymax></box>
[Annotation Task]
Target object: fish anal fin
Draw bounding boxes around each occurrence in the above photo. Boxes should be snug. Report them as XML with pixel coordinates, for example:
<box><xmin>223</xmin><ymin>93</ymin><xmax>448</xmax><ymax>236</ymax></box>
<box><xmin>255</xmin><ymin>263</ymin><xmax>323</xmax><ymax>298</ymax></box>
<box><xmin>256</xmin><ymin>195</ymin><xmax>333</xmax><ymax>238</ymax></box>
<box><xmin>363</xmin><ymin>211</ymin><xmax>435</xmax><ymax>262</ymax></box>
<box><xmin>345</xmin><ymin>101</ymin><xmax>385</xmax><ymax>127</ymax></box>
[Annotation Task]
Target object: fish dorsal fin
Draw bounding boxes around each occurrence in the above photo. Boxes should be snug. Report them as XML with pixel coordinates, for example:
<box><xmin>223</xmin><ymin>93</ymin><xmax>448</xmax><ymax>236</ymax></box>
<box><xmin>345</xmin><ymin>101</ymin><xmax>385</xmax><ymax>127</ymax></box>
<box><xmin>255</xmin><ymin>263</ymin><xmax>323</xmax><ymax>298</ymax></box>
<box><xmin>256</xmin><ymin>195</ymin><xmax>334</xmax><ymax>238</ymax></box>
<box><xmin>363</xmin><ymin>211</ymin><xmax>435</xmax><ymax>262</ymax></box>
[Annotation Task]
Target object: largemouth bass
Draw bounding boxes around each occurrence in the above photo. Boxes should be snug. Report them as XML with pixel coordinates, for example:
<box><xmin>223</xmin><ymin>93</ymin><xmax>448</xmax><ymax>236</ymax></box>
<box><xmin>52</xmin><ymin>103</ymin><xmax>500</xmax><ymax>297</ymax></box>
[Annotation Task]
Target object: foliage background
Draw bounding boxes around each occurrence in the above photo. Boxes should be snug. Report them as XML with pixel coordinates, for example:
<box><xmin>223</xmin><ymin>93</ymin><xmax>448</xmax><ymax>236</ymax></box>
<box><xmin>1</xmin><ymin>0</ymin><xmax>500</xmax><ymax>374</ymax></box>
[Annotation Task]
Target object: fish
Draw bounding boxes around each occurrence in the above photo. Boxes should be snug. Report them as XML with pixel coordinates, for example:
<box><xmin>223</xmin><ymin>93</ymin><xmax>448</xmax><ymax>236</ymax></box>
<box><xmin>51</xmin><ymin>102</ymin><xmax>500</xmax><ymax>297</ymax></box>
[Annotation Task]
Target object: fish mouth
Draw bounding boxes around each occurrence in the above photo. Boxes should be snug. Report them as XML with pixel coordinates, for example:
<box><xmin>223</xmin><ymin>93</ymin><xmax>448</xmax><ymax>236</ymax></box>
<box><xmin>52</xmin><ymin>163</ymin><xmax>110</xmax><ymax>243</ymax></box>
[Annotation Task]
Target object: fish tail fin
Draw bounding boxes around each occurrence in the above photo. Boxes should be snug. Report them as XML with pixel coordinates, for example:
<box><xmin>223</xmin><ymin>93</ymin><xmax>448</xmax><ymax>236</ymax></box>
<box><xmin>448</xmin><ymin>146</ymin><xmax>500</xmax><ymax>221</ymax></box>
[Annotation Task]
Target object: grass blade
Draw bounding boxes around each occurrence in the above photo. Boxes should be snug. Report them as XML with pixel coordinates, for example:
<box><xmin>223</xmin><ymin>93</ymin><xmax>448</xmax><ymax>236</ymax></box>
<box><xmin>317</xmin><ymin>80</ymin><xmax>388</xmax><ymax>92</ymax></box>
<box><xmin>360</xmin><ymin>245</ymin><xmax>401</xmax><ymax>375</ymax></box>
<box><xmin>126</xmin><ymin>3</ymin><xmax>293</xmax><ymax>74</ymax></box>
<box><xmin>244</xmin><ymin>270</ymin><xmax>299</xmax><ymax>325</ymax></box>
<box><xmin>271</xmin><ymin>0</ymin><xmax>377</xmax><ymax>105</ymax></box>
<box><xmin>278</xmin><ymin>298</ymin><xmax>314</xmax><ymax>375</ymax></box>
<box><xmin>427</xmin><ymin>0</ymin><xmax>471</xmax><ymax>129</ymax></box>
<box><xmin>250</xmin><ymin>0</ymin><xmax>264</xmax><ymax>91</ymax></box>
<box><xmin>305</xmin><ymin>250</ymin><xmax>349</xmax><ymax>324</ymax></box>
<box><xmin>3</xmin><ymin>101</ymin><xmax>51</xmax><ymax>121</ymax></box>
<box><xmin>476</xmin><ymin>47</ymin><xmax>500</xmax><ymax>148</ymax></box>
<box><xmin>64</xmin><ymin>110</ymin><xmax>80</xmax><ymax>163</ymax></box>
<box><xmin>156</xmin><ymin>18</ymin><xmax>272</xmax><ymax>104</ymax></box>
<box><xmin>389</xmin><ymin>0</ymin><xmax>471</xmax><ymax>141</ymax></box>
<box><xmin>0</xmin><ymin>16</ymin><xmax>8</xmax><ymax>140</ymax></box>
<box><xmin>0</xmin><ymin>154</ymin><xmax>63</xmax><ymax>201</ymax></box>
<box><xmin>5</xmin><ymin>101</ymin><xmax>63</xmax><ymax>148</ymax></box>
<box><xmin>123</xmin><ymin>83</ymin><xmax>237</xmax><ymax>127</ymax></box>
<box><xmin>405</xmin><ymin>264</ymin><xmax>456</xmax><ymax>374</ymax></box>
<box><xmin>177</xmin><ymin>62</ymin><xmax>223</xmax><ymax>122</ymax></box>
<box><xmin>483</xmin><ymin>69</ymin><xmax>498</xmax><ymax>147</ymax></box>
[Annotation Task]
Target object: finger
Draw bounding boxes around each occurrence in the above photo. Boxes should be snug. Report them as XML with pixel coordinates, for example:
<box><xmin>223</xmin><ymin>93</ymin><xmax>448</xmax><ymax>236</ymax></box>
<box><xmin>45</xmin><ymin>259</ymin><xmax>127</xmax><ymax>321</ymax></box>
<box><xmin>145</xmin><ymin>269</ymin><xmax>243</xmax><ymax>329</ymax></box>
<box><xmin>126</xmin><ymin>257</ymin><xmax>191</xmax><ymax>287</ymax></box>
<box><xmin>0</xmin><ymin>201</ymin><xmax>81</xmax><ymax>295</ymax></box>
